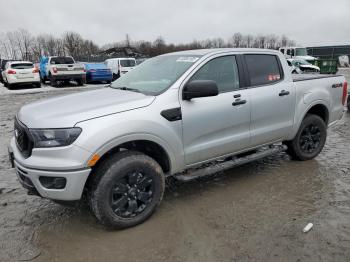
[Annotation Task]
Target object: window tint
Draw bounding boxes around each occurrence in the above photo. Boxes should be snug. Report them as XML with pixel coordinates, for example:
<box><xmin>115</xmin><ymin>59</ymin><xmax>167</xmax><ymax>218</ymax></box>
<box><xmin>245</xmin><ymin>54</ymin><xmax>282</xmax><ymax>86</ymax></box>
<box><xmin>50</xmin><ymin>57</ymin><xmax>74</xmax><ymax>65</ymax></box>
<box><xmin>120</xmin><ymin>59</ymin><xmax>136</xmax><ymax>67</ymax></box>
<box><xmin>189</xmin><ymin>56</ymin><xmax>239</xmax><ymax>93</ymax></box>
<box><xmin>11</xmin><ymin>63</ymin><xmax>34</xmax><ymax>69</ymax></box>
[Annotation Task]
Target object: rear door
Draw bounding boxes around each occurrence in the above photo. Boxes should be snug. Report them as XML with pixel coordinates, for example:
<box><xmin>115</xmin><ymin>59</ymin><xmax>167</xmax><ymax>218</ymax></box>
<box><xmin>244</xmin><ymin>54</ymin><xmax>295</xmax><ymax>147</ymax></box>
<box><xmin>181</xmin><ymin>55</ymin><xmax>251</xmax><ymax>165</ymax></box>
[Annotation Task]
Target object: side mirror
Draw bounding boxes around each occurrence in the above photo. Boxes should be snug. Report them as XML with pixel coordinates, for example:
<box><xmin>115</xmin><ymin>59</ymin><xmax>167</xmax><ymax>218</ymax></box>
<box><xmin>183</xmin><ymin>80</ymin><xmax>219</xmax><ymax>100</ymax></box>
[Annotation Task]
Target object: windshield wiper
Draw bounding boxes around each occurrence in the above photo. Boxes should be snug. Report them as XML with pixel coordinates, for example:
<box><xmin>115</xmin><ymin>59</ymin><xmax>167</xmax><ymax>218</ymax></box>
<box><xmin>113</xmin><ymin>86</ymin><xmax>141</xmax><ymax>93</ymax></box>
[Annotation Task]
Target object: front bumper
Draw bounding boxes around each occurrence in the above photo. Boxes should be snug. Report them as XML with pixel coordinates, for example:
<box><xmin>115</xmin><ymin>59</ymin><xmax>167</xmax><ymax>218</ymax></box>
<box><xmin>9</xmin><ymin>138</ymin><xmax>92</xmax><ymax>201</ymax></box>
<box><xmin>13</xmin><ymin>160</ymin><xmax>90</xmax><ymax>200</ymax></box>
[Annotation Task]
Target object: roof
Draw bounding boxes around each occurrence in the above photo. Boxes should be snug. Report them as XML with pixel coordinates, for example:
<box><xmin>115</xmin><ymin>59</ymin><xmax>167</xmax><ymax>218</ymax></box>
<box><xmin>162</xmin><ymin>48</ymin><xmax>280</xmax><ymax>56</ymax></box>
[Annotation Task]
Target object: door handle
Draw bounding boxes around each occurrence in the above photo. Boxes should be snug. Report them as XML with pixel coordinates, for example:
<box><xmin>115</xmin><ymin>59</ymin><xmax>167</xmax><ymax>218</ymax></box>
<box><xmin>232</xmin><ymin>100</ymin><xmax>247</xmax><ymax>106</ymax></box>
<box><xmin>234</xmin><ymin>94</ymin><xmax>241</xmax><ymax>98</ymax></box>
<box><xmin>279</xmin><ymin>90</ymin><xmax>290</xmax><ymax>96</ymax></box>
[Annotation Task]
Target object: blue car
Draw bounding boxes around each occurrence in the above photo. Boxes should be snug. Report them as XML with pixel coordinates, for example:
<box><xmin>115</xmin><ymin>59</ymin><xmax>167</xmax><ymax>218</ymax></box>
<box><xmin>84</xmin><ymin>63</ymin><xmax>113</xmax><ymax>83</ymax></box>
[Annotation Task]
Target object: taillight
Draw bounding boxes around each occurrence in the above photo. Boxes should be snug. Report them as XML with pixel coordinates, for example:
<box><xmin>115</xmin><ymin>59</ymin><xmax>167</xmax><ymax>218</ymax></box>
<box><xmin>32</xmin><ymin>68</ymin><xmax>39</xmax><ymax>73</ymax></box>
<box><xmin>342</xmin><ymin>81</ymin><xmax>348</xmax><ymax>106</ymax></box>
<box><xmin>52</xmin><ymin>67</ymin><xmax>58</xmax><ymax>73</ymax></box>
<box><xmin>7</xmin><ymin>69</ymin><xmax>16</xmax><ymax>74</ymax></box>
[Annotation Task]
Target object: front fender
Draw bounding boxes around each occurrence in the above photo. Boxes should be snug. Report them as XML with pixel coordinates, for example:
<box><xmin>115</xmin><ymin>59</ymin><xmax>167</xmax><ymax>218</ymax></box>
<box><xmin>91</xmin><ymin>133</ymin><xmax>182</xmax><ymax>174</ymax></box>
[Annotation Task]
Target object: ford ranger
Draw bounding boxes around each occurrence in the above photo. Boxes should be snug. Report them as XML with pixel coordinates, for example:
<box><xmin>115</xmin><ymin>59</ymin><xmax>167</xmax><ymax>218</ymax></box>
<box><xmin>9</xmin><ymin>49</ymin><xmax>348</xmax><ymax>228</ymax></box>
<box><xmin>39</xmin><ymin>56</ymin><xmax>86</xmax><ymax>87</ymax></box>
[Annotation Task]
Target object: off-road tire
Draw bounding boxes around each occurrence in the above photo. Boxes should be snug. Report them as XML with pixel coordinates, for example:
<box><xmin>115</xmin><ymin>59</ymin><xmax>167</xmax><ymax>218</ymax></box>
<box><xmin>284</xmin><ymin>114</ymin><xmax>327</xmax><ymax>161</ymax></box>
<box><xmin>90</xmin><ymin>150</ymin><xmax>165</xmax><ymax>229</ymax></box>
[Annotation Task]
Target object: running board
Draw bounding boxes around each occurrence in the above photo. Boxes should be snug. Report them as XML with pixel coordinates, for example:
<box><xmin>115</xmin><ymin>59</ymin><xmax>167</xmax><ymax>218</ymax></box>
<box><xmin>174</xmin><ymin>144</ymin><xmax>287</xmax><ymax>182</ymax></box>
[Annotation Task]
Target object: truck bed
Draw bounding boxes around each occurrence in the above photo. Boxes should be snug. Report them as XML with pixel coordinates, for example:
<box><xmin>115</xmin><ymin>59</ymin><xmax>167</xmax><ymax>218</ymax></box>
<box><xmin>292</xmin><ymin>74</ymin><xmax>340</xmax><ymax>82</ymax></box>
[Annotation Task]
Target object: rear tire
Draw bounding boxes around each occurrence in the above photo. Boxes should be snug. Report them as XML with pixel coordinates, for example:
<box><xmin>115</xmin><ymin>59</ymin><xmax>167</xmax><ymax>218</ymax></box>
<box><xmin>89</xmin><ymin>151</ymin><xmax>165</xmax><ymax>229</ymax></box>
<box><xmin>284</xmin><ymin>114</ymin><xmax>327</xmax><ymax>161</ymax></box>
<box><xmin>50</xmin><ymin>76</ymin><xmax>57</xmax><ymax>87</ymax></box>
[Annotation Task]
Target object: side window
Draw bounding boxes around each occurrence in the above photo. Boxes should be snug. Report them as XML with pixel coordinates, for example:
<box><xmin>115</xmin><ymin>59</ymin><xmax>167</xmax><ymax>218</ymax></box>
<box><xmin>280</xmin><ymin>48</ymin><xmax>285</xmax><ymax>54</ymax></box>
<box><xmin>291</xmin><ymin>49</ymin><xmax>295</xmax><ymax>56</ymax></box>
<box><xmin>189</xmin><ymin>56</ymin><xmax>240</xmax><ymax>93</ymax></box>
<box><xmin>245</xmin><ymin>54</ymin><xmax>282</xmax><ymax>86</ymax></box>
<box><xmin>286</xmin><ymin>49</ymin><xmax>291</xmax><ymax>55</ymax></box>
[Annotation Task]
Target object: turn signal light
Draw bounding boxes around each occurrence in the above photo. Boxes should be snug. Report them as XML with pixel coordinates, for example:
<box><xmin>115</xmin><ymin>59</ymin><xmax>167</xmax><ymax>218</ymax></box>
<box><xmin>88</xmin><ymin>154</ymin><xmax>100</xmax><ymax>167</ymax></box>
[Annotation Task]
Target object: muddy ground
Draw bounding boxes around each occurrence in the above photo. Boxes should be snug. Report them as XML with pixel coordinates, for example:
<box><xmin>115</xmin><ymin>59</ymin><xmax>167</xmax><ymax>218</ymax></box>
<box><xmin>0</xmin><ymin>73</ymin><xmax>350</xmax><ymax>262</ymax></box>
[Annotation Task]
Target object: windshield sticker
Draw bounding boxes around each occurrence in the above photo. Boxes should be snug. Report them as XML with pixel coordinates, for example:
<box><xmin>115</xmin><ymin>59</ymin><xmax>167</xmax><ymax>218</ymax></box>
<box><xmin>176</xmin><ymin>57</ymin><xmax>199</xmax><ymax>63</ymax></box>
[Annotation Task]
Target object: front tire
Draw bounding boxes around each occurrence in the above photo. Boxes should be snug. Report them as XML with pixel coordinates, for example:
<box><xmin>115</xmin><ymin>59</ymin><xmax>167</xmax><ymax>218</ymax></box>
<box><xmin>90</xmin><ymin>151</ymin><xmax>165</xmax><ymax>228</ymax></box>
<box><xmin>284</xmin><ymin>114</ymin><xmax>327</xmax><ymax>161</ymax></box>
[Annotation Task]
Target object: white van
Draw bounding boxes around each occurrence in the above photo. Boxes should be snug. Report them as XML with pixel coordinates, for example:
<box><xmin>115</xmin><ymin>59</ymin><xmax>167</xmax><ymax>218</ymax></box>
<box><xmin>105</xmin><ymin>58</ymin><xmax>136</xmax><ymax>80</ymax></box>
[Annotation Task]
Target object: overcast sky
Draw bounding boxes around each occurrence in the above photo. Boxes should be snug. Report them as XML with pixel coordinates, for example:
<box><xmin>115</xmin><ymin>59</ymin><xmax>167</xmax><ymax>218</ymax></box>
<box><xmin>1</xmin><ymin>0</ymin><xmax>349</xmax><ymax>47</ymax></box>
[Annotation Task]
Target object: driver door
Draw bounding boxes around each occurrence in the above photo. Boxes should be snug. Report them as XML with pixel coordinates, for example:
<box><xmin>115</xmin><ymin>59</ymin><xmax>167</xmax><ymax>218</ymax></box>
<box><xmin>180</xmin><ymin>55</ymin><xmax>251</xmax><ymax>166</ymax></box>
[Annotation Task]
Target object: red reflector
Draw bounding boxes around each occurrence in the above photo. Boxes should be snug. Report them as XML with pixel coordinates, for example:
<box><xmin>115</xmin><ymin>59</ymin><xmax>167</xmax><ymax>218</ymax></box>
<box><xmin>342</xmin><ymin>81</ymin><xmax>348</xmax><ymax>106</ymax></box>
<box><xmin>7</xmin><ymin>69</ymin><xmax>16</xmax><ymax>74</ymax></box>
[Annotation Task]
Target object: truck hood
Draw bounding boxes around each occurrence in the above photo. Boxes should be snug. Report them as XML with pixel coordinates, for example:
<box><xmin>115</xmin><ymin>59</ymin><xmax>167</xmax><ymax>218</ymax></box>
<box><xmin>18</xmin><ymin>88</ymin><xmax>155</xmax><ymax>128</ymax></box>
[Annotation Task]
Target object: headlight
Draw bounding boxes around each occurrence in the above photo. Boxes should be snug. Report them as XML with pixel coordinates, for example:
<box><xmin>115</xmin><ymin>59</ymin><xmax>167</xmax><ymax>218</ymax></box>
<box><xmin>29</xmin><ymin>127</ymin><xmax>82</xmax><ymax>148</ymax></box>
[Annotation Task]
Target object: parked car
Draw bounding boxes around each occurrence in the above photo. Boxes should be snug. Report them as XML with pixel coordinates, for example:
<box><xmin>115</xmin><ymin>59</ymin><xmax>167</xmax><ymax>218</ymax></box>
<box><xmin>39</xmin><ymin>56</ymin><xmax>86</xmax><ymax>87</ymax></box>
<box><xmin>1</xmin><ymin>61</ymin><xmax>41</xmax><ymax>89</ymax></box>
<box><xmin>0</xmin><ymin>59</ymin><xmax>19</xmax><ymax>83</ymax></box>
<box><xmin>105</xmin><ymin>57</ymin><xmax>136</xmax><ymax>80</ymax></box>
<box><xmin>279</xmin><ymin>47</ymin><xmax>317</xmax><ymax>63</ymax></box>
<box><xmin>9</xmin><ymin>48</ymin><xmax>347</xmax><ymax>228</ymax></box>
<box><xmin>84</xmin><ymin>63</ymin><xmax>112</xmax><ymax>84</ymax></box>
<box><xmin>287</xmin><ymin>59</ymin><xmax>320</xmax><ymax>74</ymax></box>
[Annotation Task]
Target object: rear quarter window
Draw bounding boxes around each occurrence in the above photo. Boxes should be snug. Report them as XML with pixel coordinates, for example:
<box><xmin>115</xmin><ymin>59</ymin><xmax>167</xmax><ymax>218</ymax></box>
<box><xmin>245</xmin><ymin>54</ymin><xmax>282</xmax><ymax>86</ymax></box>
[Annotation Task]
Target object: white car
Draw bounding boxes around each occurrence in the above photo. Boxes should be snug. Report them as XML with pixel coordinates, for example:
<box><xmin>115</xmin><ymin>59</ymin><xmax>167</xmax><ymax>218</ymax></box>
<box><xmin>2</xmin><ymin>61</ymin><xmax>41</xmax><ymax>89</ymax></box>
<box><xmin>105</xmin><ymin>58</ymin><xmax>136</xmax><ymax>80</ymax></box>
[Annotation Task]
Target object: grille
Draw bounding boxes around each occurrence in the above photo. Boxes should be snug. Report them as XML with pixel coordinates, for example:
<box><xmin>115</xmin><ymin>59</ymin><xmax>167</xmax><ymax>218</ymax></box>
<box><xmin>14</xmin><ymin>118</ymin><xmax>33</xmax><ymax>158</ymax></box>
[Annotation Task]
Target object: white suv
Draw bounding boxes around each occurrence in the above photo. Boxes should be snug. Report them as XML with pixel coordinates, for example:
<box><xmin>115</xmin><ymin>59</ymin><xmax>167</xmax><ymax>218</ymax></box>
<box><xmin>105</xmin><ymin>58</ymin><xmax>136</xmax><ymax>80</ymax></box>
<box><xmin>2</xmin><ymin>61</ymin><xmax>40</xmax><ymax>89</ymax></box>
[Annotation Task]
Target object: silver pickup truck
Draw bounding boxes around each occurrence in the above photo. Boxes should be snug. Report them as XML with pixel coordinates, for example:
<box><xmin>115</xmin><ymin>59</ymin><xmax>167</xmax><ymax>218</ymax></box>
<box><xmin>9</xmin><ymin>49</ymin><xmax>347</xmax><ymax>228</ymax></box>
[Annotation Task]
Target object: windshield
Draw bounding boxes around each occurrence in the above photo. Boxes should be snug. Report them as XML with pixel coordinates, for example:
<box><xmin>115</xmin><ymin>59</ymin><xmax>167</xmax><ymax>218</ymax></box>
<box><xmin>120</xmin><ymin>59</ymin><xmax>136</xmax><ymax>67</ymax></box>
<box><xmin>111</xmin><ymin>54</ymin><xmax>201</xmax><ymax>95</ymax></box>
<box><xmin>50</xmin><ymin>57</ymin><xmax>74</xmax><ymax>65</ymax></box>
<box><xmin>295</xmin><ymin>48</ymin><xmax>307</xmax><ymax>56</ymax></box>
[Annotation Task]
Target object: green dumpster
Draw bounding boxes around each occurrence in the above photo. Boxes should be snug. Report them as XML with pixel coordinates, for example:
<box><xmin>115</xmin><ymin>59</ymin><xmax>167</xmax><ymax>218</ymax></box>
<box><xmin>315</xmin><ymin>59</ymin><xmax>338</xmax><ymax>74</ymax></box>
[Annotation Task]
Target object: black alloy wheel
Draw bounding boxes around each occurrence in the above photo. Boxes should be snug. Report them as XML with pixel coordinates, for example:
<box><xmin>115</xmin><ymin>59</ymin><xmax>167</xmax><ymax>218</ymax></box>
<box><xmin>110</xmin><ymin>171</ymin><xmax>154</xmax><ymax>218</ymax></box>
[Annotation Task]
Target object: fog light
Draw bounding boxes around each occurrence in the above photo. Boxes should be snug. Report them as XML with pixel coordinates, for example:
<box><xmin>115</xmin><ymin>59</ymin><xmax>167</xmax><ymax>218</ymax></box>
<box><xmin>39</xmin><ymin>176</ymin><xmax>66</xmax><ymax>189</ymax></box>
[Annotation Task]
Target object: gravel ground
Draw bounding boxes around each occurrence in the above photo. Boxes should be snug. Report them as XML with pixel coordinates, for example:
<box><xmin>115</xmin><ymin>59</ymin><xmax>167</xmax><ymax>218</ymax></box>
<box><xmin>0</xmin><ymin>72</ymin><xmax>350</xmax><ymax>262</ymax></box>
